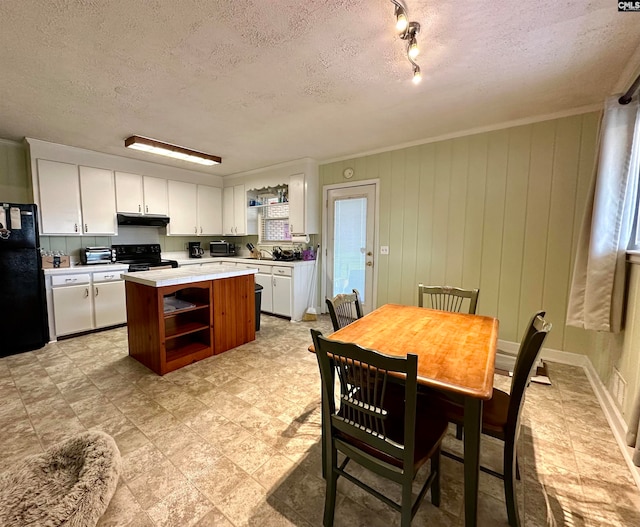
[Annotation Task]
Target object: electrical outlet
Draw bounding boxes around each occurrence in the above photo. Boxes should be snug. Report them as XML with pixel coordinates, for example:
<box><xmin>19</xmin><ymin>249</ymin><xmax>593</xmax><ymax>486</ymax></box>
<box><xmin>380</xmin><ymin>246</ymin><xmax>389</xmax><ymax>255</ymax></box>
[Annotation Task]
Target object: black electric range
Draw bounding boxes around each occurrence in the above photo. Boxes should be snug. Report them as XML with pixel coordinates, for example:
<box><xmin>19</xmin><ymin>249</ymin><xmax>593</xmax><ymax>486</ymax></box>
<box><xmin>112</xmin><ymin>244</ymin><xmax>178</xmax><ymax>272</ymax></box>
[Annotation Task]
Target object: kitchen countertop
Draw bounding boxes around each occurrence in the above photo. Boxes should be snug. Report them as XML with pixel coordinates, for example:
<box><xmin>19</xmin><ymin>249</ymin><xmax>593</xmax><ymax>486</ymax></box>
<box><xmin>122</xmin><ymin>264</ymin><xmax>257</xmax><ymax>288</ymax></box>
<box><xmin>171</xmin><ymin>255</ymin><xmax>315</xmax><ymax>268</ymax></box>
<box><xmin>43</xmin><ymin>263</ymin><xmax>129</xmax><ymax>275</ymax></box>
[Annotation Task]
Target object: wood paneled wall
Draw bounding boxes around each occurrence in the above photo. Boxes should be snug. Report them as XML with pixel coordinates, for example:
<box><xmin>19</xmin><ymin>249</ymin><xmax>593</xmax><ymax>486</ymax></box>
<box><xmin>321</xmin><ymin>112</ymin><xmax>601</xmax><ymax>354</ymax></box>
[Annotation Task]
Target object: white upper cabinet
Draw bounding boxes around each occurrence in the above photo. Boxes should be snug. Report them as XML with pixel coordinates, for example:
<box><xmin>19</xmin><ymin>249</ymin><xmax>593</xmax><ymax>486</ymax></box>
<box><xmin>37</xmin><ymin>159</ymin><xmax>82</xmax><ymax>235</ymax></box>
<box><xmin>223</xmin><ymin>184</ymin><xmax>249</xmax><ymax>235</ymax></box>
<box><xmin>37</xmin><ymin>160</ymin><xmax>116</xmax><ymax>235</ymax></box>
<box><xmin>289</xmin><ymin>171</ymin><xmax>319</xmax><ymax>235</ymax></box>
<box><xmin>167</xmin><ymin>180</ymin><xmax>197</xmax><ymax>235</ymax></box>
<box><xmin>79</xmin><ymin>166</ymin><xmax>117</xmax><ymax>234</ymax></box>
<box><xmin>115</xmin><ymin>171</ymin><xmax>143</xmax><ymax>214</ymax></box>
<box><xmin>143</xmin><ymin>176</ymin><xmax>168</xmax><ymax>215</ymax></box>
<box><xmin>115</xmin><ymin>172</ymin><xmax>168</xmax><ymax>215</ymax></box>
<box><xmin>197</xmin><ymin>185</ymin><xmax>222</xmax><ymax>235</ymax></box>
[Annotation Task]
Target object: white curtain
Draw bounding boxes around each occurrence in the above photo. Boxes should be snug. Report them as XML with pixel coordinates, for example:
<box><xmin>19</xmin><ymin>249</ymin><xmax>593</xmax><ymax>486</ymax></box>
<box><xmin>566</xmin><ymin>96</ymin><xmax>640</xmax><ymax>333</ymax></box>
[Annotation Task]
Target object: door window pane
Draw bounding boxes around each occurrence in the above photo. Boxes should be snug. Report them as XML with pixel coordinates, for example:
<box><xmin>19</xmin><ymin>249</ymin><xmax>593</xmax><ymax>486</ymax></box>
<box><xmin>333</xmin><ymin>197</ymin><xmax>366</xmax><ymax>300</ymax></box>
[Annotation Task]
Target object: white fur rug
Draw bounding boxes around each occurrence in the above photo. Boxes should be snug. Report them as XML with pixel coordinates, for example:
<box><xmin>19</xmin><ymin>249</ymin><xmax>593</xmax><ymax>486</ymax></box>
<box><xmin>0</xmin><ymin>431</ymin><xmax>121</xmax><ymax>527</ymax></box>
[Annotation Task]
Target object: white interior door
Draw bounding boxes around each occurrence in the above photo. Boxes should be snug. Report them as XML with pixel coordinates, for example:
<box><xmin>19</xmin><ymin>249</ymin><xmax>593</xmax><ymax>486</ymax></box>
<box><xmin>326</xmin><ymin>184</ymin><xmax>376</xmax><ymax>314</ymax></box>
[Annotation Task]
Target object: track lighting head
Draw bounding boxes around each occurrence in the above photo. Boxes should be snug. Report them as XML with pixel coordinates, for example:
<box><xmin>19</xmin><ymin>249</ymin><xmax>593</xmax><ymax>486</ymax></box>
<box><xmin>412</xmin><ymin>65</ymin><xmax>422</xmax><ymax>84</ymax></box>
<box><xmin>389</xmin><ymin>1</ymin><xmax>423</xmax><ymax>84</ymax></box>
<box><xmin>396</xmin><ymin>11</ymin><xmax>408</xmax><ymax>32</ymax></box>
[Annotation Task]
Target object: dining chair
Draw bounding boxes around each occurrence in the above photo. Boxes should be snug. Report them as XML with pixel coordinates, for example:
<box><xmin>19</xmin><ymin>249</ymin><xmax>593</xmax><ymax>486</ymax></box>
<box><xmin>325</xmin><ymin>289</ymin><xmax>363</xmax><ymax>331</ymax></box>
<box><xmin>438</xmin><ymin>311</ymin><xmax>551</xmax><ymax>527</ymax></box>
<box><xmin>417</xmin><ymin>284</ymin><xmax>479</xmax><ymax>314</ymax></box>
<box><xmin>311</xmin><ymin>329</ymin><xmax>448</xmax><ymax>527</ymax></box>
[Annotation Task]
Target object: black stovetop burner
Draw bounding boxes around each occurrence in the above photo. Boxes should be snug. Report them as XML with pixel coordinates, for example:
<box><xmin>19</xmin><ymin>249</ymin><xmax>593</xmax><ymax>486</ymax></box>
<box><xmin>112</xmin><ymin>244</ymin><xmax>178</xmax><ymax>271</ymax></box>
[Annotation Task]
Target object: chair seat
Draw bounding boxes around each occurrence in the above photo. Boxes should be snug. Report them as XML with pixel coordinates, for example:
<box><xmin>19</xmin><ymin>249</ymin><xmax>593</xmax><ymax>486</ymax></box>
<box><xmin>338</xmin><ymin>389</ymin><xmax>448</xmax><ymax>471</ymax></box>
<box><xmin>438</xmin><ymin>388</ymin><xmax>509</xmax><ymax>440</ymax></box>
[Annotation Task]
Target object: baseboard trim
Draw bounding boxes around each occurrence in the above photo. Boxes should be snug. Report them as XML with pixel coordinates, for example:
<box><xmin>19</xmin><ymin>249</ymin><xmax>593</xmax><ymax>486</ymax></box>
<box><xmin>498</xmin><ymin>339</ymin><xmax>640</xmax><ymax>489</ymax></box>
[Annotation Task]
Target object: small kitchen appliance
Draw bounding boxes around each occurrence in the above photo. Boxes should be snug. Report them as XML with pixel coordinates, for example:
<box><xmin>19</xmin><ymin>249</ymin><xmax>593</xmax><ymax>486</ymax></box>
<box><xmin>112</xmin><ymin>244</ymin><xmax>179</xmax><ymax>272</ymax></box>
<box><xmin>209</xmin><ymin>240</ymin><xmax>236</xmax><ymax>257</ymax></box>
<box><xmin>80</xmin><ymin>246</ymin><xmax>116</xmax><ymax>265</ymax></box>
<box><xmin>188</xmin><ymin>241</ymin><xmax>204</xmax><ymax>258</ymax></box>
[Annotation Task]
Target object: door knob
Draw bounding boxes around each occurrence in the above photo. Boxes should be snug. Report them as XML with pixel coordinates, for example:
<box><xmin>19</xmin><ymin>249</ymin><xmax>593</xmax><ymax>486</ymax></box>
<box><xmin>366</xmin><ymin>261</ymin><xmax>373</xmax><ymax>267</ymax></box>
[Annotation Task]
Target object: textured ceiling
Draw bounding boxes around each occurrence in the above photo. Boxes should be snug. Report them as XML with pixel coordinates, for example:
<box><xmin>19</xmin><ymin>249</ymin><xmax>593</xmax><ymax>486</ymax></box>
<box><xmin>0</xmin><ymin>0</ymin><xmax>639</xmax><ymax>176</ymax></box>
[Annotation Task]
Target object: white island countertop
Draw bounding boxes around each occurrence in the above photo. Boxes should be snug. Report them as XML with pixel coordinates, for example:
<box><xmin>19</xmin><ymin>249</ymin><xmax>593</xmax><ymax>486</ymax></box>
<box><xmin>122</xmin><ymin>264</ymin><xmax>257</xmax><ymax>288</ymax></box>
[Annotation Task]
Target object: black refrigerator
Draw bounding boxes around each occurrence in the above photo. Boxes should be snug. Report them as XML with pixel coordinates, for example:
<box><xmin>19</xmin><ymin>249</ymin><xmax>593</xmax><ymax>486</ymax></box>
<box><xmin>0</xmin><ymin>203</ymin><xmax>49</xmax><ymax>356</ymax></box>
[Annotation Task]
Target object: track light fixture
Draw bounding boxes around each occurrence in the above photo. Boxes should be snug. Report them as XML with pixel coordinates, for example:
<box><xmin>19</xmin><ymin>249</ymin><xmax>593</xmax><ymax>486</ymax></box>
<box><xmin>124</xmin><ymin>136</ymin><xmax>221</xmax><ymax>166</ymax></box>
<box><xmin>390</xmin><ymin>0</ymin><xmax>422</xmax><ymax>83</ymax></box>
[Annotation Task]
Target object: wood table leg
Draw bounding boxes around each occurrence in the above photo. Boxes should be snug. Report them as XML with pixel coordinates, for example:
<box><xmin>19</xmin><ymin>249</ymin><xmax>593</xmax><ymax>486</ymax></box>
<box><xmin>463</xmin><ymin>397</ymin><xmax>483</xmax><ymax>527</ymax></box>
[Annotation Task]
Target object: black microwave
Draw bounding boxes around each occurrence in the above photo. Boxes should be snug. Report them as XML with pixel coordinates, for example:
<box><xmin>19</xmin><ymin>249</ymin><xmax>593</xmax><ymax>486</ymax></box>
<box><xmin>210</xmin><ymin>241</ymin><xmax>236</xmax><ymax>256</ymax></box>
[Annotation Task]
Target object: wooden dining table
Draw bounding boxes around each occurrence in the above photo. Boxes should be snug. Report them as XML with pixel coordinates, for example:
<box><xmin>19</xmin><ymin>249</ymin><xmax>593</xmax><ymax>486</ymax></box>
<box><xmin>320</xmin><ymin>303</ymin><xmax>499</xmax><ymax>527</ymax></box>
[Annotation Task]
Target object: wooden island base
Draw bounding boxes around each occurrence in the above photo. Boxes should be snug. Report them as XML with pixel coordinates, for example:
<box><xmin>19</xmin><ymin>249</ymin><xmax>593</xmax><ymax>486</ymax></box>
<box><xmin>125</xmin><ymin>274</ymin><xmax>255</xmax><ymax>375</ymax></box>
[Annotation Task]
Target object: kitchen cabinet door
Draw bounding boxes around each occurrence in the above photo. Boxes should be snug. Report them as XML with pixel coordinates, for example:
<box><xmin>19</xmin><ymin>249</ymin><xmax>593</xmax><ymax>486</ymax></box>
<box><xmin>79</xmin><ymin>166</ymin><xmax>117</xmax><ymax>234</ymax></box>
<box><xmin>37</xmin><ymin>159</ymin><xmax>82</xmax><ymax>235</ymax></box>
<box><xmin>94</xmin><ymin>280</ymin><xmax>126</xmax><ymax>328</ymax></box>
<box><xmin>197</xmin><ymin>185</ymin><xmax>222</xmax><ymax>235</ymax></box>
<box><xmin>288</xmin><ymin>172</ymin><xmax>319</xmax><ymax>235</ymax></box>
<box><xmin>255</xmin><ymin>272</ymin><xmax>273</xmax><ymax>313</ymax></box>
<box><xmin>115</xmin><ymin>171</ymin><xmax>144</xmax><ymax>214</ymax></box>
<box><xmin>233</xmin><ymin>184</ymin><xmax>247</xmax><ymax>235</ymax></box>
<box><xmin>53</xmin><ymin>284</ymin><xmax>93</xmax><ymax>336</ymax></box>
<box><xmin>143</xmin><ymin>176</ymin><xmax>168</xmax><ymax>215</ymax></box>
<box><xmin>222</xmin><ymin>186</ymin><xmax>235</xmax><ymax>235</ymax></box>
<box><xmin>167</xmin><ymin>180</ymin><xmax>197</xmax><ymax>235</ymax></box>
<box><xmin>272</xmin><ymin>275</ymin><xmax>292</xmax><ymax>317</ymax></box>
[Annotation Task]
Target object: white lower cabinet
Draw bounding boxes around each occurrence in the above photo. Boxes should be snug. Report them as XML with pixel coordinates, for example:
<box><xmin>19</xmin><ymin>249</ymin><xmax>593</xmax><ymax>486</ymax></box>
<box><xmin>50</xmin><ymin>271</ymin><xmax>126</xmax><ymax>338</ymax></box>
<box><xmin>255</xmin><ymin>272</ymin><xmax>273</xmax><ymax>313</ymax></box>
<box><xmin>93</xmin><ymin>273</ymin><xmax>126</xmax><ymax>328</ymax></box>
<box><xmin>177</xmin><ymin>258</ymin><xmax>315</xmax><ymax>321</ymax></box>
<box><xmin>52</xmin><ymin>275</ymin><xmax>93</xmax><ymax>336</ymax></box>
<box><xmin>272</xmin><ymin>272</ymin><xmax>292</xmax><ymax>317</ymax></box>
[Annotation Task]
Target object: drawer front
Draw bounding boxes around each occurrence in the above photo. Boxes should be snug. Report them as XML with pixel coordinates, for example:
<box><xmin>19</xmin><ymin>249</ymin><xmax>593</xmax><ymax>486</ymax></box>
<box><xmin>51</xmin><ymin>274</ymin><xmax>91</xmax><ymax>286</ymax></box>
<box><xmin>93</xmin><ymin>271</ymin><xmax>124</xmax><ymax>282</ymax></box>
<box><xmin>272</xmin><ymin>266</ymin><xmax>292</xmax><ymax>277</ymax></box>
<box><xmin>254</xmin><ymin>264</ymin><xmax>273</xmax><ymax>274</ymax></box>
<box><xmin>236</xmin><ymin>263</ymin><xmax>259</xmax><ymax>271</ymax></box>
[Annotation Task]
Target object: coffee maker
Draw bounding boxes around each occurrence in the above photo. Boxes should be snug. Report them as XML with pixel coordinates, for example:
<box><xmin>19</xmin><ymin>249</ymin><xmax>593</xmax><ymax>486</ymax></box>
<box><xmin>188</xmin><ymin>241</ymin><xmax>204</xmax><ymax>258</ymax></box>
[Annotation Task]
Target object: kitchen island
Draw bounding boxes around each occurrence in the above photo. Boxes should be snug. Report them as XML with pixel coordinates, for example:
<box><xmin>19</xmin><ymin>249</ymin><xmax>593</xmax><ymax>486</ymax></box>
<box><xmin>123</xmin><ymin>264</ymin><xmax>257</xmax><ymax>375</ymax></box>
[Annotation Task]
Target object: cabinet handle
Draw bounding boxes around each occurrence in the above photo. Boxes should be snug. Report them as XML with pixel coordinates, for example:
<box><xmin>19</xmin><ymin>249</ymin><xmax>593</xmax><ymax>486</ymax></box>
<box><xmin>290</xmin><ymin>223</ymin><xmax>293</xmax><ymax>233</ymax></box>
<box><xmin>84</xmin><ymin>288</ymin><xmax>89</xmax><ymax>298</ymax></box>
<box><xmin>146</xmin><ymin>205</ymin><xmax>149</xmax><ymax>213</ymax></box>
<box><xmin>105</xmin><ymin>274</ymin><xmax>114</xmax><ymax>279</ymax></box>
<box><xmin>74</xmin><ymin>223</ymin><xmax>78</xmax><ymax>232</ymax></box>
<box><xmin>273</xmin><ymin>277</ymin><xmax>276</xmax><ymax>287</ymax></box>
<box><xmin>200</xmin><ymin>226</ymin><xmax>203</xmax><ymax>234</ymax></box>
<box><xmin>95</xmin><ymin>287</ymin><xmax>99</xmax><ymax>297</ymax></box>
<box><xmin>85</xmin><ymin>223</ymin><xmax>88</xmax><ymax>232</ymax></box>
<box><xmin>138</xmin><ymin>204</ymin><xmax>142</xmax><ymax>213</ymax></box>
<box><xmin>195</xmin><ymin>226</ymin><xmax>198</xmax><ymax>234</ymax></box>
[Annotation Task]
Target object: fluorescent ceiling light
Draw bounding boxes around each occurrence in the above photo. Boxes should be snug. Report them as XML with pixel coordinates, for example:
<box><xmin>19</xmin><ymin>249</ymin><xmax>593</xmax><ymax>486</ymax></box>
<box><xmin>124</xmin><ymin>136</ymin><xmax>221</xmax><ymax>166</ymax></box>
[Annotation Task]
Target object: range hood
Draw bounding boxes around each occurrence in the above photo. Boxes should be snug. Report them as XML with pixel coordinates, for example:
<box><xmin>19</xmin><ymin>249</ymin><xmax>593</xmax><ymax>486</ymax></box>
<box><xmin>117</xmin><ymin>213</ymin><xmax>170</xmax><ymax>227</ymax></box>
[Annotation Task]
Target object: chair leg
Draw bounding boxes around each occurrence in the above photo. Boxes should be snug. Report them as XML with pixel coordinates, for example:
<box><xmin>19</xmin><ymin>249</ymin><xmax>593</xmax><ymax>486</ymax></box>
<box><xmin>401</xmin><ymin>479</ymin><xmax>413</xmax><ymax>527</ymax></box>
<box><xmin>503</xmin><ymin>436</ymin><xmax>520</xmax><ymax>527</ymax></box>
<box><xmin>455</xmin><ymin>423</ymin><xmax>463</xmax><ymax>440</ymax></box>
<box><xmin>430</xmin><ymin>448</ymin><xmax>441</xmax><ymax>507</ymax></box>
<box><xmin>323</xmin><ymin>449</ymin><xmax>339</xmax><ymax>527</ymax></box>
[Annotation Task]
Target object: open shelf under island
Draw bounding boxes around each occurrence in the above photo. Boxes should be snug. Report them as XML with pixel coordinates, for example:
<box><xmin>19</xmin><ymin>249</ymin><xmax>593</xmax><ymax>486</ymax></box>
<box><xmin>123</xmin><ymin>265</ymin><xmax>257</xmax><ymax>375</ymax></box>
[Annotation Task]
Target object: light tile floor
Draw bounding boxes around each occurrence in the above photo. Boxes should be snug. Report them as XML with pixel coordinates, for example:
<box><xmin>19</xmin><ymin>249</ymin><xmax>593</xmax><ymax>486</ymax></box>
<box><xmin>1</xmin><ymin>314</ymin><xmax>640</xmax><ymax>526</ymax></box>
